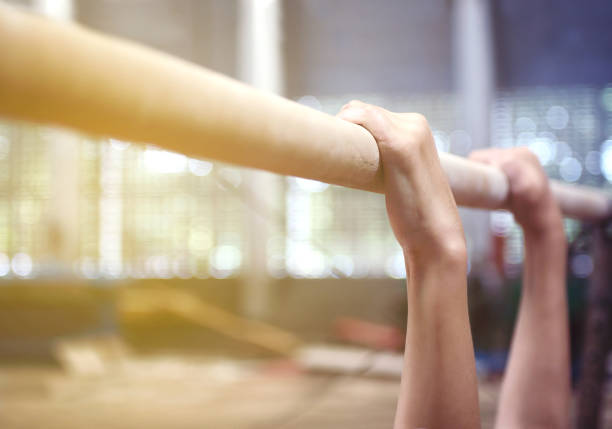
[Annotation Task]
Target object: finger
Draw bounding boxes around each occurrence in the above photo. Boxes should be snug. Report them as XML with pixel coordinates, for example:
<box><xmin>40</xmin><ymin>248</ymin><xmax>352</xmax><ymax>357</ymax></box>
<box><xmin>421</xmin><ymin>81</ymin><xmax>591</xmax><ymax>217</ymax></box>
<box><xmin>337</xmin><ymin>99</ymin><xmax>369</xmax><ymax>121</ymax></box>
<box><xmin>339</xmin><ymin>99</ymin><xmax>394</xmax><ymax>118</ymax></box>
<box><xmin>336</xmin><ymin>106</ymin><xmax>367</xmax><ymax>123</ymax></box>
<box><xmin>395</xmin><ymin>112</ymin><xmax>419</xmax><ymax>120</ymax></box>
<box><xmin>337</xmin><ymin>104</ymin><xmax>391</xmax><ymax>143</ymax></box>
<box><xmin>471</xmin><ymin>148</ymin><xmax>512</xmax><ymax>165</ymax></box>
<box><xmin>338</xmin><ymin>99</ymin><xmax>369</xmax><ymax>114</ymax></box>
<box><xmin>502</xmin><ymin>160</ymin><xmax>524</xmax><ymax>184</ymax></box>
<box><xmin>468</xmin><ymin>149</ymin><xmax>496</xmax><ymax>165</ymax></box>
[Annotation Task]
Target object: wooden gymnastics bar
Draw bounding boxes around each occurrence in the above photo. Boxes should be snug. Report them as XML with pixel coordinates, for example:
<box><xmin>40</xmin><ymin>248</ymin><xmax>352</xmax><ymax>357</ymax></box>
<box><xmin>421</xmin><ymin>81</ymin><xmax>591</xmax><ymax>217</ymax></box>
<box><xmin>0</xmin><ymin>4</ymin><xmax>610</xmax><ymax>220</ymax></box>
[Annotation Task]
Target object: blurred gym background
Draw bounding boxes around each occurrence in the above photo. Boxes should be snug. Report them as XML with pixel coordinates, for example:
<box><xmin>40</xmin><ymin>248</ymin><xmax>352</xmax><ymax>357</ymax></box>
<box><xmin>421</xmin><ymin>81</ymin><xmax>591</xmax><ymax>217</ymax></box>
<box><xmin>0</xmin><ymin>0</ymin><xmax>611</xmax><ymax>427</ymax></box>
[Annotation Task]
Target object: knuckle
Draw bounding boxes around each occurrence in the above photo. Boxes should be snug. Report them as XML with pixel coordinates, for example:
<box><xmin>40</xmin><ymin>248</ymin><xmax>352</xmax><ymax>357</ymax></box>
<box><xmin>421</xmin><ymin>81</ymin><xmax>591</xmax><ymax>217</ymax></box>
<box><xmin>359</xmin><ymin>103</ymin><xmax>383</xmax><ymax>123</ymax></box>
<box><xmin>435</xmin><ymin>232</ymin><xmax>468</xmax><ymax>265</ymax></box>
<box><xmin>410</xmin><ymin>114</ymin><xmax>432</xmax><ymax>139</ymax></box>
<box><xmin>411</xmin><ymin>112</ymin><xmax>429</xmax><ymax>126</ymax></box>
<box><xmin>364</xmin><ymin>107</ymin><xmax>394</xmax><ymax>143</ymax></box>
<box><xmin>410</xmin><ymin>126</ymin><xmax>432</xmax><ymax>149</ymax></box>
<box><xmin>517</xmin><ymin>147</ymin><xmax>538</xmax><ymax>162</ymax></box>
<box><xmin>347</xmin><ymin>99</ymin><xmax>369</xmax><ymax>111</ymax></box>
<box><xmin>369</xmin><ymin>106</ymin><xmax>386</xmax><ymax>122</ymax></box>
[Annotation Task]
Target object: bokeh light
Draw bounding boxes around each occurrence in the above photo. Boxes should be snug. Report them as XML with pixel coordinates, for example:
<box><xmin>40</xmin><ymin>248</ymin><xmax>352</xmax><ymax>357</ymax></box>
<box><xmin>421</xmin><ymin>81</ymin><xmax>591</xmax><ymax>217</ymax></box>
<box><xmin>297</xmin><ymin>95</ymin><xmax>323</xmax><ymax>111</ymax></box>
<box><xmin>143</xmin><ymin>148</ymin><xmax>187</xmax><ymax>174</ymax></box>
<box><xmin>449</xmin><ymin>129</ymin><xmax>472</xmax><ymax>155</ymax></box>
<box><xmin>571</xmin><ymin>254</ymin><xmax>594</xmax><ymax>278</ymax></box>
<box><xmin>600</xmin><ymin>139</ymin><xmax>612</xmax><ymax>182</ymax></box>
<box><xmin>11</xmin><ymin>253</ymin><xmax>33</xmax><ymax>277</ymax></box>
<box><xmin>490</xmin><ymin>211</ymin><xmax>514</xmax><ymax>237</ymax></box>
<box><xmin>294</xmin><ymin>177</ymin><xmax>329</xmax><ymax>193</ymax></box>
<box><xmin>585</xmin><ymin>150</ymin><xmax>601</xmax><ymax>175</ymax></box>
<box><xmin>0</xmin><ymin>253</ymin><xmax>10</xmax><ymax>277</ymax></box>
<box><xmin>188</xmin><ymin>159</ymin><xmax>213</xmax><ymax>176</ymax></box>
<box><xmin>529</xmin><ymin>137</ymin><xmax>555</xmax><ymax>165</ymax></box>
<box><xmin>559</xmin><ymin>156</ymin><xmax>582</xmax><ymax>182</ymax></box>
<box><xmin>601</xmin><ymin>85</ymin><xmax>612</xmax><ymax>112</ymax></box>
<box><xmin>385</xmin><ymin>251</ymin><xmax>406</xmax><ymax>279</ymax></box>
<box><xmin>545</xmin><ymin>105</ymin><xmax>569</xmax><ymax>130</ymax></box>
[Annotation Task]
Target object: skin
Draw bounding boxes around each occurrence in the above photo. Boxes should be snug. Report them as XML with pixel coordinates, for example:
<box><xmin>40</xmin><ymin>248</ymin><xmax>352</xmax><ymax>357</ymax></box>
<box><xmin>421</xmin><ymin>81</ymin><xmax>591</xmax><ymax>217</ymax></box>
<box><xmin>338</xmin><ymin>100</ymin><xmax>480</xmax><ymax>429</ymax></box>
<box><xmin>469</xmin><ymin>148</ymin><xmax>570</xmax><ymax>429</ymax></box>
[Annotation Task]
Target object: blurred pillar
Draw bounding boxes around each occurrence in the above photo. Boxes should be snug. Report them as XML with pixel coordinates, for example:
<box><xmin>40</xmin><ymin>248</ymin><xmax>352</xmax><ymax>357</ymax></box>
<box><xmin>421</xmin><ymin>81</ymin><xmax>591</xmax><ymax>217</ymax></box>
<box><xmin>453</xmin><ymin>0</ymin><xmax>494</xmax><ymax>150</ymax></box>
<box><xmin>453</xmin><ymin>0</ymin><xmax>495</xmax><ymax>267</ymax></box>
<box><xmin>576</xmin><ymin>221</ymin><xmax>612</xmax><ymax>428</ymax></box>
<box><xmin>48</xmin><ymin>130</ymin><xmax>80</xmax><ymax>272</ymax></box>
<box><xmin>32</xmin><ymin>0</ymin><xmax>73</xmax><ymax>20</ymax></box>
<box><xmin>34</xmin><ymin>0</ymin><xmax>80</xmax><ymax>273</ymax></box>
<box><xmin>238</xmin><ymin>0</ymin><xmax>284</xmax><ymax>318</ymax></box>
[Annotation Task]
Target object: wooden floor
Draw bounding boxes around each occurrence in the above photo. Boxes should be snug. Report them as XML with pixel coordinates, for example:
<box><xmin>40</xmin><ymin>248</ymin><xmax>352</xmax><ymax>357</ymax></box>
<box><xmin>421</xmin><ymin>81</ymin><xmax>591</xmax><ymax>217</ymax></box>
<box><xmin>0</xmin><ymin>355</ymin><xmax>609</xmax><ymax>429</ymax></box>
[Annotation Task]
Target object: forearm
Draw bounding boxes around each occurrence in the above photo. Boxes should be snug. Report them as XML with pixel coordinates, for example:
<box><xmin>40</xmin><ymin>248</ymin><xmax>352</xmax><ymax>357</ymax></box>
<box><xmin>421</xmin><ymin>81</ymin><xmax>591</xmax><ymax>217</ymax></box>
<box><xmin>336</xmin><ymin>103</ymin><xmax>480</xmax><ymax>428</ymax></box>
<box><xmin>395</xmin><ymin>254</ymin><xmax>480</xmax><ymax>429</ymax></box>
<box><xmin>522</xmin><ymin>228</ymin><xmax>568</xmax><ymax>318</ymax></box>
<box><xmin>497</xmin><ymin>226</ymin><xmax>570</xmax><ymax>428</ymax></box>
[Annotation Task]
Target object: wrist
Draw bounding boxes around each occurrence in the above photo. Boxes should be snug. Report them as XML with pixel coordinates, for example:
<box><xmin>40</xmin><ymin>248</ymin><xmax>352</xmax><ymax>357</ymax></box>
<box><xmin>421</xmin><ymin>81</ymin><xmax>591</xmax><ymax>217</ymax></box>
<box><xmin>404</xmin><ymin>236</ymin><xmax>468</xmax><ymax>282</ymax></box>
<box><xmin>516</xmin><ymin>191</ymin><xmax>565</xmax><ymax>238</ymax></box>
<box><xmin>522</xmin><ymin>207</ymin><xmax>567</xmax><ymax>267</ymax></box>
<box><xmin>405</xmin><ymin>253</ymin><xmax>468</xmax><ymax>307</ymax></box>
<box><xmin>523</xmin><ymin>223</ymin><xmax>567</xmax><ymax>253</ymax></box>
<box><xmin>520</xmin><ymin>206</ymin><xmax>565</xmax><ymax>242</ymax></box>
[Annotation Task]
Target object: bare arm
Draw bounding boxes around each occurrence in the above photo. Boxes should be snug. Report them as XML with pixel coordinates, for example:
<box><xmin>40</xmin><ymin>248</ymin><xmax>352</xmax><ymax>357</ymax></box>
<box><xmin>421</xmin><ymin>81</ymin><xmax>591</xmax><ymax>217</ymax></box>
<box><xmin>339</xmin><ymin>101</ymin><xmax>480</xmax><ymax>429</ymax></box>
<box><xmin>470</xmin><ymin>148</ymin><xmax>570</xmax><ymax>429</ymax></box>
